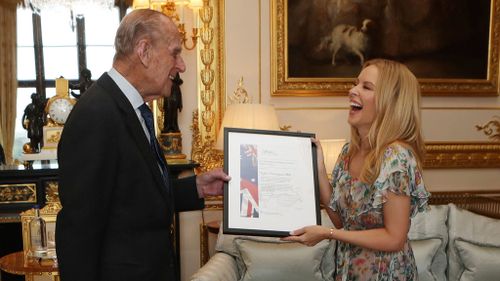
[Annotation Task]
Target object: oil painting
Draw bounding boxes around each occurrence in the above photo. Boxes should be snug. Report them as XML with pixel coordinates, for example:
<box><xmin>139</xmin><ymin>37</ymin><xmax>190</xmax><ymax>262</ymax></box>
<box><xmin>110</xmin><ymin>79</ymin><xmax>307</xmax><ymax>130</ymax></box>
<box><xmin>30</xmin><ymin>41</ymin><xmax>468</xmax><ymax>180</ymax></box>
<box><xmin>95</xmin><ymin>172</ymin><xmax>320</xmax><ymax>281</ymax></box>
<box><xmin>272</xmin><ymin>0</ymin><xmax>499</xmax><ymax>96</ymax></box>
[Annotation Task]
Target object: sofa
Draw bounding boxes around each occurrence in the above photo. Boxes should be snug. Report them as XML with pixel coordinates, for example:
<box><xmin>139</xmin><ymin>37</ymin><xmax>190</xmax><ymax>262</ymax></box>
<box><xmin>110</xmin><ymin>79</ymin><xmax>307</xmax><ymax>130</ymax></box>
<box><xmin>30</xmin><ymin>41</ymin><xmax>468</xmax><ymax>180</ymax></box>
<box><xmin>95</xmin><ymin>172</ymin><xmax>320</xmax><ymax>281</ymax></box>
<box><xmin>191</xmin><ymin>191</ymin><xmax>500</xmax><ymax>281</ymax></box>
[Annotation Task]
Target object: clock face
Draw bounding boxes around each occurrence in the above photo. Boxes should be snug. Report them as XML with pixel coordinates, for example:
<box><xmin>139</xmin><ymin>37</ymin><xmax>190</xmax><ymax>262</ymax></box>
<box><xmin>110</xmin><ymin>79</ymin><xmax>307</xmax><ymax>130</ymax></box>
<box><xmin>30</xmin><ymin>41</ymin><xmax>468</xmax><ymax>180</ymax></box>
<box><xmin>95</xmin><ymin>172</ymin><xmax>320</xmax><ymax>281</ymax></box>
<box><xmin>48</xmin><ymin>98</ymin><xmax>74</xmax><ymax>125</ymax></box>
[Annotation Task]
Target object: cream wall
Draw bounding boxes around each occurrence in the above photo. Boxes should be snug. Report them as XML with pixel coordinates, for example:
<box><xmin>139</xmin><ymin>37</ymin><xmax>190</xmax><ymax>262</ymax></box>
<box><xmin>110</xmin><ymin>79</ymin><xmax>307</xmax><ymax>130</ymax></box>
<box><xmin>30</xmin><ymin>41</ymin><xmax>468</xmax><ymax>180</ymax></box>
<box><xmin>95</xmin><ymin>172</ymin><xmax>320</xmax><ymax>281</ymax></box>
<box><xmin>177</xmin><ymin>1</ymin><xmax>500</xmax><ymax>280</ymax></box>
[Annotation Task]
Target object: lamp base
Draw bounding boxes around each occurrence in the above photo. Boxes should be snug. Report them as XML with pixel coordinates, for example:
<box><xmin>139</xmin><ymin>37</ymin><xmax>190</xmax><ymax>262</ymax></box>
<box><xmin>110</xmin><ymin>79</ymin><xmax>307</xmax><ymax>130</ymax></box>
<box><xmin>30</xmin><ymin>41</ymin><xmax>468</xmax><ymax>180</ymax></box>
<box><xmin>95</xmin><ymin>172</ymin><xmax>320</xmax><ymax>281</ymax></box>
<box><xmin>159</xmin><ymin>132</ymin><xmax>187</xmax><ymax>160</ymax></box>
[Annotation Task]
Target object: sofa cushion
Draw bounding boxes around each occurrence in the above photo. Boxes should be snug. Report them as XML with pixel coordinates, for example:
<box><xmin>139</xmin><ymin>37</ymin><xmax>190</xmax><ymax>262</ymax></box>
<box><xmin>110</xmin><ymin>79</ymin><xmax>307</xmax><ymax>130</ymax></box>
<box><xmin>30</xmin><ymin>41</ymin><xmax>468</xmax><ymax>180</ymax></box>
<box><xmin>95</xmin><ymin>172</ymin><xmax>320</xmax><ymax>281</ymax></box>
<box><xmin>410</xmin><ymin>238</ymin><xmax>442</xmax><ymax>281</ymax></box>
<box><xmin>215</xmin><ymin>210</ymin><xmax>336</xmax><ymax>278</ymax></box>
<box><xmin>215</xmin><ymin>230</ymin><xmax>280</xmax><ymax>258</ymax></box>
<box><xmin>448</xmin><ymin>203</ymin><xmax>500</xmax><ymax>281</ymax></box>
<box><xmin>191</xmin><ymin>252</ymin><xmax>239</xmax><ymax>281</ymax></box>
<box><xmin>455</xmin><ymin>239</ymin><xmax>500</xmax><ymax>281</ymax></box>
<box><xmin>215</xmin><ymin>209</ymin><xmax>335</xmax><ymax>257</ymax></box>
<box><xmin>408</xmin><ymin>204</ymin><xmax>449</xmax><ymax>281</ymax></box>
<box><xmin>234</xmin><ymin>238</ymin><xmax>333</xmax><ymax>281</ymax></box>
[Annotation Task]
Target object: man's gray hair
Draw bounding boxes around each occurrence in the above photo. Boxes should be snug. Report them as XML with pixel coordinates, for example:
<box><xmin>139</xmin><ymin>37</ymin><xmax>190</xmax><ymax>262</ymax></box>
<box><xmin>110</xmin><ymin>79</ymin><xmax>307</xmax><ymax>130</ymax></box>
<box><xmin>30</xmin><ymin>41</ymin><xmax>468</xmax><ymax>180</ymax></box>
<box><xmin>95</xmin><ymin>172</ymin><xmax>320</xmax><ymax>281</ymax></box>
<box><xmin>113</xmin><ymin>9</ymin><xmax>176</xmax><ymax>62</ymax></box>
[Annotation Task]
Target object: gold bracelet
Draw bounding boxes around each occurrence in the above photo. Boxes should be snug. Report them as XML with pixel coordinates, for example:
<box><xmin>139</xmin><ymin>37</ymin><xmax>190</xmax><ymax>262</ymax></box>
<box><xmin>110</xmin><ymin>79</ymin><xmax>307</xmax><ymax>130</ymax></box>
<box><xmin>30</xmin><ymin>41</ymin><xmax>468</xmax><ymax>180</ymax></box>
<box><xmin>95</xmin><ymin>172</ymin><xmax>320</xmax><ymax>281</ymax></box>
<box><xmin>329</xmin><ymin>228</ymin><xmax>334</xmax><ymax>240</ymax></box>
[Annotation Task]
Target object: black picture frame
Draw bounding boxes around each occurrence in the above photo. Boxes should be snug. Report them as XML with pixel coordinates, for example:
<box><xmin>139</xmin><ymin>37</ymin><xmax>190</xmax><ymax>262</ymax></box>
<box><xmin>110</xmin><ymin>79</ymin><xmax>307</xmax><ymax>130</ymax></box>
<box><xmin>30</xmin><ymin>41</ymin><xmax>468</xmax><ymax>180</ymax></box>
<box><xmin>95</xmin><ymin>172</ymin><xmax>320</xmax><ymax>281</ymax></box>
<box><xmin>223</xmin><ymin>127</ymin><xmax>321</xmax><ymax>237</ymax></box>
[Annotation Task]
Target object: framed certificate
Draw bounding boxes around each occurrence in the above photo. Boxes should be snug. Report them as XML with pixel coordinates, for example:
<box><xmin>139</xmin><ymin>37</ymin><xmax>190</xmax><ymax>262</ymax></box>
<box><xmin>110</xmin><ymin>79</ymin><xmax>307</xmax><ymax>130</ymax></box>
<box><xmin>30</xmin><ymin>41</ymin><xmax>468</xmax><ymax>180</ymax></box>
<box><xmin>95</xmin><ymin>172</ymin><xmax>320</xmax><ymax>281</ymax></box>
<box><xmin>223</xmin><ymin>128</ymin><xmax>321</xmax><ymax>237</ymax></box>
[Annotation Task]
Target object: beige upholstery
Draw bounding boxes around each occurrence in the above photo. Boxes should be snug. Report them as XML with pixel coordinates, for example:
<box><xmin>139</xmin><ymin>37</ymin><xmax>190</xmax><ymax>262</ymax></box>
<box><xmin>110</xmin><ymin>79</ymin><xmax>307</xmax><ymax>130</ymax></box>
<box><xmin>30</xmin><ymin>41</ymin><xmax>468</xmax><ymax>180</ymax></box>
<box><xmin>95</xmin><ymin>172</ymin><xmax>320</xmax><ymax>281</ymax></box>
<box><xmin>191</xmin><ymin>252</ymin><xmax>239</xmax><ymax>281</ymax></box>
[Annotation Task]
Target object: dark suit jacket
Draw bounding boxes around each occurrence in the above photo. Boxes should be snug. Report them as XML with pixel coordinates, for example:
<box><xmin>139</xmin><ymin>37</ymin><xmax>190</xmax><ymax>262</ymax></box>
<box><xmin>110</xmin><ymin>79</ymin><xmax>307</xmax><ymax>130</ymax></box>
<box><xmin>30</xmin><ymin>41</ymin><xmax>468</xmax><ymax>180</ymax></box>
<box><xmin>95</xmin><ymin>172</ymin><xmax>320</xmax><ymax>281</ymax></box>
<box><xmin>55</xmin><ymin>73</ymin><xmax>204</xmax><ymax>281</ymax></box>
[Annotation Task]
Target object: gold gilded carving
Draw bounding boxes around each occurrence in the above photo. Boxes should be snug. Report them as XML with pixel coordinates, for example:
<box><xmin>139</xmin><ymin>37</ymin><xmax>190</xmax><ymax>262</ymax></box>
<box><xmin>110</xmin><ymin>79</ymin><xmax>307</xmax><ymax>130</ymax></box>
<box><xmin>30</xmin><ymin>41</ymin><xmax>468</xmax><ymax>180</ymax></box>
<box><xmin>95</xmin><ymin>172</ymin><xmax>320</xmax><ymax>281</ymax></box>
<box><xmin>192</xmin><ymin>0</ymin><xmax>225</xmax><ymax>176</ymax></box>
<box><xmin>191</xmin><ymin>111</ymin><xmax>223</xmax><ymax>173</ymax></box>
<box><xmin>280</xmin><ymin>125</ymin><xmax>292</xmax><ymax>131</ymax></box>
<box><xmin>21</xmin><ymin>202</ymin><xmax>61</xmax><ymax>217</ymax></box>
<box><xmin>201</xmin><ymin>90</ymin><xmax>215</xmax><ymax>110</ymax></box>
<box><xmin>0</xmin><ymin>183</ymin><xmax>36</xmax><ymax>204</ymax></box>
<box><xmin>199</xmin><ymin>223</ymin><xmax>209</xmax><ymax>266</ymax></box>
<box><xmin>199</xmin><ymin>0</ymin><xmax>216</xmax><ymax>135</ymax></box>
<box><xmin>21</xmin><ymin>203</ymin><xmax>61</xmax><ymax>270</ymax></box>
<box><xmin>156</xmin><ymin>98</ymin><xmax>165</xmax><ymax>132</ymax></box>
<box><xmin>201</xmin><ymin>49</ymin><xmax>214</xmax><ymax>65</ymax></box>
<box><xmin>191</xmin><ymin>110</ymin><xmax>224</xmax><ymax>207</ymax></box>
<box><xmin>424</xmin><ymin>142</ymin><xmax>500</xmax><ymax>168</ymax></box>
<box><xmin>41</xmin><ymin>202</ymin><xmax>62</xmax><ymax>214</ymax></box>
<box><xmin>202</xmin><ymin>202</ymin><xmax>223</xmax><ymax>210</ymax></box>
<box><xmin>476</xmin><ymin>116</ymin><xmax>500</xmax><ymax>141</ymax></box>
<box><xmin>44</xmin><ymin>181</ymin><xmax>59</xmax><ymax>203</ymax></box>
<box><xmin>197</xmin><ymin>0</ymin><xmax>225</xmax><ymax>142</ymax></box>
<box><xmin>229</xmin><ymin>77</ymin><xmax>251</xmax><ymax>104</ymax></box>
<box><xmin>0</xmin><ymin>214</ymin><xmax>20</xmax><ymax>223</ymax></box>
<box><xmin>47</xmin><ymin>131</ymin><xmax>61</xmax><ymax>143</ymax></box>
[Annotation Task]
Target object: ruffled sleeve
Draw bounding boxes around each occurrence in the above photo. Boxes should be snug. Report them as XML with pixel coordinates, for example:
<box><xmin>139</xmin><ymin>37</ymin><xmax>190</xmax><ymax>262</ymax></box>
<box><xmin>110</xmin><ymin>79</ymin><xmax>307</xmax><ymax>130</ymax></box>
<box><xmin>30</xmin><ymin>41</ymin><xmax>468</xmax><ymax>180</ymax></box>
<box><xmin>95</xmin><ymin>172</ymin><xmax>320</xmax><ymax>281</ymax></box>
<box><xmin>371</xmin><ymin>144</ymin><xmax>430</xmax><ymax>217</ymax></box>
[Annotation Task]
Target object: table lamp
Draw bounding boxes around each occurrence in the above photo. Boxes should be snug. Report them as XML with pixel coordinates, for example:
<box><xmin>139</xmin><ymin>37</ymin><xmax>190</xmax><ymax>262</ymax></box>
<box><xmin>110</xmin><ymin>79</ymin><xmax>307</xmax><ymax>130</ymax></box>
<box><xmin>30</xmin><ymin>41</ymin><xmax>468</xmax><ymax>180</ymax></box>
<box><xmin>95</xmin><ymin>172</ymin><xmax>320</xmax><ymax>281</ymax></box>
<box><xmin>321</xmin><ymin>139</ymin><xmax>346</xmax><ymax>179</ymax></box>
<box><xmin>215</xmin><ymin>103</ymin><xmax>280</xmax><ymax>150</ymax></box>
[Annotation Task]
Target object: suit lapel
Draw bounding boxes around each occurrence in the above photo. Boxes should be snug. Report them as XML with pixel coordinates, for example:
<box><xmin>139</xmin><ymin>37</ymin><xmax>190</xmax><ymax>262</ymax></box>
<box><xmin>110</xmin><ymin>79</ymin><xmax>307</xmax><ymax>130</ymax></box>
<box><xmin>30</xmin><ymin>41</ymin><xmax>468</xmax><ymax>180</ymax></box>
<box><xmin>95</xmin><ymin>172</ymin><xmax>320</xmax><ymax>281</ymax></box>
<box><xmin>96</xmin><ymin>74</ymin><xmax>173</xmax><ymax>206</ymax></box>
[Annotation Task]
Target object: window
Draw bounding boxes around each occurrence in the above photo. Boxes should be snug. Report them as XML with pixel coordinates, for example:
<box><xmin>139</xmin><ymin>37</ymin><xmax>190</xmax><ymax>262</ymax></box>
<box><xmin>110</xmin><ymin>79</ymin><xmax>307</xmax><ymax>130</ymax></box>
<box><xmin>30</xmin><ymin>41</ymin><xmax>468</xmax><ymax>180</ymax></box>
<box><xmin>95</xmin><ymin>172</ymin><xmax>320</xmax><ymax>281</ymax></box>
<box><xmin>14</xmin><ymin>6</ymin><xmax>125</xmax><ymax>160</ymax></box>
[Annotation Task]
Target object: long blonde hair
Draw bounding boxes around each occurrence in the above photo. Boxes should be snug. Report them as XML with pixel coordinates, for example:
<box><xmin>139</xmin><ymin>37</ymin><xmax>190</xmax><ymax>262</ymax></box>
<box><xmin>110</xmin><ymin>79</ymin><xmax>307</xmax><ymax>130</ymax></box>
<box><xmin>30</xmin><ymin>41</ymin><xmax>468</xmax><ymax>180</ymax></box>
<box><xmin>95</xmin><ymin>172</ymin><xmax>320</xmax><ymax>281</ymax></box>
<box><xmin>348</xmin><ymin>59</ymin><xmax>425</xmax><ymax>184</ymax></box>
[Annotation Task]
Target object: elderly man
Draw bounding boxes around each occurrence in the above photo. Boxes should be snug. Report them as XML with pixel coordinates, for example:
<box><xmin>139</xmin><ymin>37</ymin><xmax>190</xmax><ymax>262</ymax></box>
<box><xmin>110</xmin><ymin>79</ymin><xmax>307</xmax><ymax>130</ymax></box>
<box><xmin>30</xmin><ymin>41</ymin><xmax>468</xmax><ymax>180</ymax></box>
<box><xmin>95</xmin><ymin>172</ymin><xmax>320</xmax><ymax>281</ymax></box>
<box><xmin>56</xmin><ymin>9</ymin><xmax>229</xmax><ymax>281</ymax></box>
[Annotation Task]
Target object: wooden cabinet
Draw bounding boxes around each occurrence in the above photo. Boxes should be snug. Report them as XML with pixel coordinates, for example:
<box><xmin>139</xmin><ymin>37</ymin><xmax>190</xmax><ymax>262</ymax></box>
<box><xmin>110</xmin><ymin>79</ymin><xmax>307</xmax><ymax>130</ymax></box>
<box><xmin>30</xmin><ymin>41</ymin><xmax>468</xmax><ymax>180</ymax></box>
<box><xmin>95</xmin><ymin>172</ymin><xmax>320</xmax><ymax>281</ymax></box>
<box><xmin>0</xmin><ymin>165</ymin><xmax>58</xmax><ymax>281</ymax></box>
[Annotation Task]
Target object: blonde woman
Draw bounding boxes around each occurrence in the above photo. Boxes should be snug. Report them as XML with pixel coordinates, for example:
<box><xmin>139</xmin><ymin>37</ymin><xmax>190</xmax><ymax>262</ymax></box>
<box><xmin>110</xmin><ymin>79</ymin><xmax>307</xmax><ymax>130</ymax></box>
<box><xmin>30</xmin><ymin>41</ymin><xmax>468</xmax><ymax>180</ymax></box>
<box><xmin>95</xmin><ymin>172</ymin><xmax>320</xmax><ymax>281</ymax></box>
<box><xmin>284</xmin><ymin>59</ymin><xmax>430</xmax><ymax>280</ymax></box>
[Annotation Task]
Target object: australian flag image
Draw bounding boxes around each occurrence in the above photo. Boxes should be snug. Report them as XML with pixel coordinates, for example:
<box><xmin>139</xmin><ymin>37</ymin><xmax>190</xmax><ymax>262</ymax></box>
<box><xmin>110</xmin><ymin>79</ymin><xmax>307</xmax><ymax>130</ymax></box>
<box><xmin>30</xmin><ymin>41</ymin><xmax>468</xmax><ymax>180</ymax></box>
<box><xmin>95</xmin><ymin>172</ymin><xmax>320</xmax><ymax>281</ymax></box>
<box><xmin>240</xmin><ymin>144</ymin><xmax>259</xmax><ymax>218</ymax></box>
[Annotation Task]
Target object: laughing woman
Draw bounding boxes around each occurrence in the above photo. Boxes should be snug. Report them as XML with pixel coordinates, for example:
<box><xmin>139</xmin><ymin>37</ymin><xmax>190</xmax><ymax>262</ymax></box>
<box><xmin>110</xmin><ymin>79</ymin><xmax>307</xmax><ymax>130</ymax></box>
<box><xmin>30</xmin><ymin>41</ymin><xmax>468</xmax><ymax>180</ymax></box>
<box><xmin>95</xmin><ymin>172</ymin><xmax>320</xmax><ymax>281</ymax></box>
<box><xmin>283</xmin><ymin>59</ymin><xmax>430</xmax><ymax>281</ymax></box>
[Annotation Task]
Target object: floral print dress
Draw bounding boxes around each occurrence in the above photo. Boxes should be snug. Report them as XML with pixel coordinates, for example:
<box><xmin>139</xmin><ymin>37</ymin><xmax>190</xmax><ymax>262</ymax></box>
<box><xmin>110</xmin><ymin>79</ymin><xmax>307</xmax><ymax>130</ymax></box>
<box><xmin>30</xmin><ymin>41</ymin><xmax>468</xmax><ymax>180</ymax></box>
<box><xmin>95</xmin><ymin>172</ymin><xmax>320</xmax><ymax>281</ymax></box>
<box><xmin>329</xmin><ymin>143</ymin><xmax>430</xmax><ymax>281</ymax></box>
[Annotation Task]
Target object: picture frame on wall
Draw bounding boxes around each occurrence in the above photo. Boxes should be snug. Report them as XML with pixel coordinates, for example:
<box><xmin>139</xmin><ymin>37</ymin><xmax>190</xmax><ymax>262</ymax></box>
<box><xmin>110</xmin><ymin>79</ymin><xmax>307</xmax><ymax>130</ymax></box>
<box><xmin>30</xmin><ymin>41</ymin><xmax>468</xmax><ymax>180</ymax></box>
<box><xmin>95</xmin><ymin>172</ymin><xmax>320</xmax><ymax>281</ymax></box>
<box><xmin>271</xmin><ymin>0</ymin><xmax>500</xmax><ymax>96</ymax></box>
<box><xmin>222</xmin><ymin>128</ymin><xmax>321</xmax><ymax>237</ymax></box>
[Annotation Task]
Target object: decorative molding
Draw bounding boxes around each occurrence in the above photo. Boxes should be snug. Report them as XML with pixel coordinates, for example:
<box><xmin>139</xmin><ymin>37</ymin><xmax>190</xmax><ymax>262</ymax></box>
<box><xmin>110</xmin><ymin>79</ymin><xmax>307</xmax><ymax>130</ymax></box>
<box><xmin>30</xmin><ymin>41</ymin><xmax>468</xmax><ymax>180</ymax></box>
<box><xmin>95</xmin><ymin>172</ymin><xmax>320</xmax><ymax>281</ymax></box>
<box><xmin>424</xmin><ymin>142</ymin><xmax>500</xmax><ymax>168</ymax></box>
<box><xmin>191</xmin><ymin>0</ymin><xmax>225</xmax><ymax>175</ymax></box>
<box><xmin>202</xmin><ymin>200</ymin><xmax>223</xmax><ymax>210</ymax></box>
<box><xmin>0</xmin><ymin>214</ymin><xmax>20</xmax><ymax>223</ymax></box>
<box><xmin>0</xmin><ymin>183</ymin><xmax>36</xmax><ymax>204</ymax></box>
<box><xmin>197</xmin><ymin>0</ymin><xmax>226</xmax><ymax>141</ymax></box>
<box><xmin>190</xmin><ymin>111</ymin><xmax>223</xmax><ymax>206</ymax></box>
<box><xmin>199</xmin><ymin>0</ymin><xmax>216</xmax><ymax>136</ymax></box>
<box><xmin>44</xmin><ymin>181</ymin><xmax>59</xmax><ymax>203</ymax></box>
<box><xmin>20</xmin><ymin>203</ymin><xmax>60</xmax><ymax>272</ymax></box>
<box><xmin>476</xmin><ymin>116</ymin><xmax>500</xmax><ymax>141</ymax></box>
<box><xmin>191</xmin><ymin>111</ymin><xmax>223</xmax><ymax>173</ymax></box>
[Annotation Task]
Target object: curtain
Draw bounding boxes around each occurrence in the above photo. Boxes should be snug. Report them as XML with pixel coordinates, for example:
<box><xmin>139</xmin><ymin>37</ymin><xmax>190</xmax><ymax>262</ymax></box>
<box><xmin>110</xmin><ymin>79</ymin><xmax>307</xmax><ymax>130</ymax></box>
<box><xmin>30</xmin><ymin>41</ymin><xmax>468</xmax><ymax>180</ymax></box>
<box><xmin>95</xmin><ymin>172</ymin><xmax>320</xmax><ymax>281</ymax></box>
<box><xmin>0</xmin><ymin>0</ymin><xmax>20</xmax><ymax>164</ymax></box>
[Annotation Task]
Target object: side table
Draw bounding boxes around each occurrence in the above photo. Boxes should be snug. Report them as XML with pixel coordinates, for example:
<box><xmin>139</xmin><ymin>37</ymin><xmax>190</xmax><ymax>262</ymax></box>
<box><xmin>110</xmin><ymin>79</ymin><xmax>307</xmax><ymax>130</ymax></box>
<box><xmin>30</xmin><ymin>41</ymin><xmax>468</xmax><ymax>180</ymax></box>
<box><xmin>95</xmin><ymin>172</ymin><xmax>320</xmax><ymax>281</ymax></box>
<box><xmin>200</xmin><ymin>220</ymin><xmax>221</xmax><ymax>266</ymax></box>
<box><xmin>0</xmin><ymin>252</ymin><xmax>59</xmax><ymax>281</ymax></box>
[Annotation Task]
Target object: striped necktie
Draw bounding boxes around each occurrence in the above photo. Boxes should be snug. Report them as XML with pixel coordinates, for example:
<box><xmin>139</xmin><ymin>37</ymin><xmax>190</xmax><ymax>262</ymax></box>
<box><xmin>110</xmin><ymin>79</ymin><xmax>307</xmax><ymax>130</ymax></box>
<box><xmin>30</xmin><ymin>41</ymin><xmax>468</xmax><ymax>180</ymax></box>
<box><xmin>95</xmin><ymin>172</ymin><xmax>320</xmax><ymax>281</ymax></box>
<box><xmin>138</xmin><ymin>103</ymin><xmax>170</xmax><ymax>191</ymax></box>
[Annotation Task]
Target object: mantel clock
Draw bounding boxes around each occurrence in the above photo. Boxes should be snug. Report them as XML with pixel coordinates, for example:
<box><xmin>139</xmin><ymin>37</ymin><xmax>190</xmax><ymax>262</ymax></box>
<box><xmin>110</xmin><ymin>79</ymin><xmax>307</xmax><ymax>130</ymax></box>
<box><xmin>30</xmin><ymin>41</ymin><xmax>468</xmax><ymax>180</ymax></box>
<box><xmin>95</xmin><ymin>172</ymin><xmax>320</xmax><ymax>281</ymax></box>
<box><xmin>43</xmin><ymin>77</ymin><xmax>76</xmax><ymax>149</ymax></box>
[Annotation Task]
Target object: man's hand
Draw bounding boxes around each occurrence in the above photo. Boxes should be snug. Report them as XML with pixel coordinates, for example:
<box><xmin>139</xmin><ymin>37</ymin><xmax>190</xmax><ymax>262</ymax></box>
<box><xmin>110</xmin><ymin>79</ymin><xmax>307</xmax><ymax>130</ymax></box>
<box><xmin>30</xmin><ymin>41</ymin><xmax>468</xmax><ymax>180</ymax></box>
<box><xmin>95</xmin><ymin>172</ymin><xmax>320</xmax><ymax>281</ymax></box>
<box><xmin>196</xmin><ymin>168</ymin><xmax>231</xmax><ymax>198</ymax></box>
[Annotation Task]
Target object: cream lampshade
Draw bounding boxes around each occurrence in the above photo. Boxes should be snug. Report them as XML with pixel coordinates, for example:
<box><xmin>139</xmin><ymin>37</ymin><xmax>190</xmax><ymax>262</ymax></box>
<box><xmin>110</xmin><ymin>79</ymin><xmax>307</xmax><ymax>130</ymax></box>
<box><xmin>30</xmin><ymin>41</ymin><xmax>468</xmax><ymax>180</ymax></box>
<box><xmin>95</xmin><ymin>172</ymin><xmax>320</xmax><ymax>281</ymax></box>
<box><xmin>215</xmin><ymin>104</ymin><xmax>280</xmax><ymax>150</ymax></box>
<box><xmin>321</xmin><ymin>139</ymin><xmax>346</xmax><ymax>179</ymax></box>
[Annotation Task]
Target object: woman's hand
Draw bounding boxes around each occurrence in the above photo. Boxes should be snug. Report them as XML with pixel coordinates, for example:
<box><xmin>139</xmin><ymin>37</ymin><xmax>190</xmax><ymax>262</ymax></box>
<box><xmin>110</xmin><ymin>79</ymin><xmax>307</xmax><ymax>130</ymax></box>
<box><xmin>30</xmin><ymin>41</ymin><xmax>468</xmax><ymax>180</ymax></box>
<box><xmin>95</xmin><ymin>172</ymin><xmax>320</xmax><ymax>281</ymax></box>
<box><xmin>281</xmin><ymin>225</ymin><xmax>331</xmax><ymax>247</ymax></box>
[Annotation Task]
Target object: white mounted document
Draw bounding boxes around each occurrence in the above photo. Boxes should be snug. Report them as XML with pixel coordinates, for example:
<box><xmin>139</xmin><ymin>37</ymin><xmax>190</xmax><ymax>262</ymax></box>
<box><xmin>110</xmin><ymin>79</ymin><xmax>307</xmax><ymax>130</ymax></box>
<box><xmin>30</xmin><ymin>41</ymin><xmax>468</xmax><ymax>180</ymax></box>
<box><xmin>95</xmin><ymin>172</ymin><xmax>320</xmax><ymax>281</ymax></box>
<box><xmin>223</xmin><ymin>128</ymin><xmax>320</xmax><ymax>237</ymax></box>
